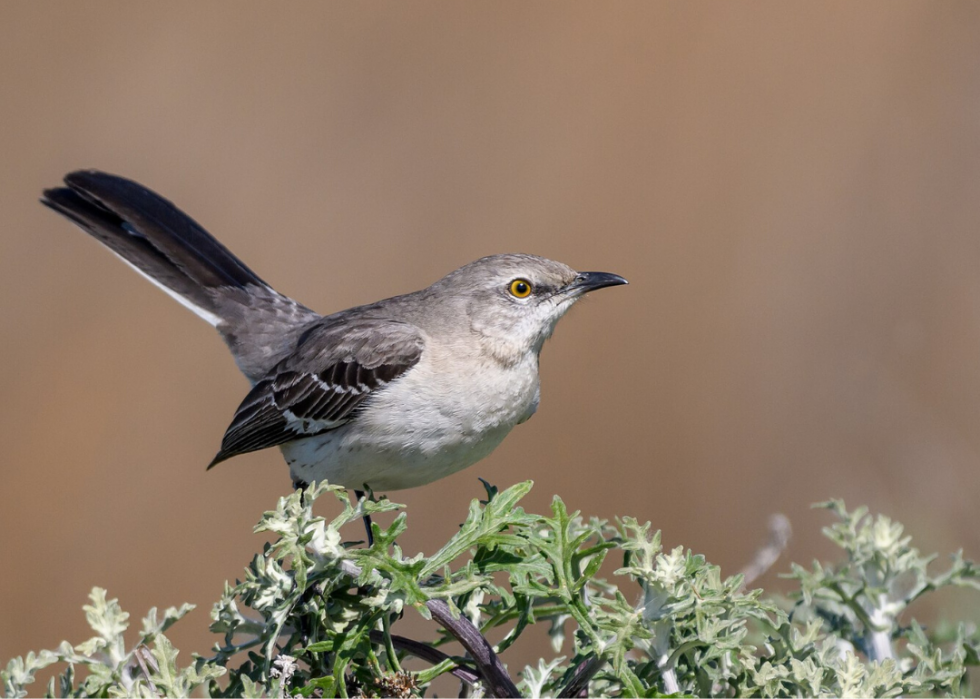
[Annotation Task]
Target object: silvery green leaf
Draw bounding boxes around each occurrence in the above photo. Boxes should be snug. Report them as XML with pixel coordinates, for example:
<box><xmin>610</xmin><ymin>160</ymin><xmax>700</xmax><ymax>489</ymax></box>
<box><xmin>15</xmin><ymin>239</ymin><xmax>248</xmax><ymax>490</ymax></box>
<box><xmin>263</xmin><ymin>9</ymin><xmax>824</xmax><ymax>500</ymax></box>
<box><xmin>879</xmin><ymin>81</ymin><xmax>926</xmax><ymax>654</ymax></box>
<box><xmin>548</xmin><ymin>612</ymin><xmax>571</xmax><ymax>653</ymax></box>
<box><xmin>520</xmin><ymin>656</ymin><xmax>566</xmax><ymax>698</ymax></box>
<box><xmin>83</xmin><ymin>588</ymin><xmax>129</xmax><ymax>642</ymax></box>
<box><xmin>5</xmin><ymin>485</ymin><xmax>980</xmax><ymax>698</ymax></box>
<box><xmin>240</xmin><ymin>674</ymin><xmax>265</xmax><ymax>698</ymax></box>
<box><xmin>139</xmin><ymin>603</ymin><xmax>196</xmax><ymax>644</ymax></box>
<box><xmin>148</xmin><ymin>634</ymin><xmax>182</xmax><ymax>696</ymax></box>
<box><xmin>2</xmin><ymin>650</ymin><xmax>58</xmax><ymax>699</ymax></box>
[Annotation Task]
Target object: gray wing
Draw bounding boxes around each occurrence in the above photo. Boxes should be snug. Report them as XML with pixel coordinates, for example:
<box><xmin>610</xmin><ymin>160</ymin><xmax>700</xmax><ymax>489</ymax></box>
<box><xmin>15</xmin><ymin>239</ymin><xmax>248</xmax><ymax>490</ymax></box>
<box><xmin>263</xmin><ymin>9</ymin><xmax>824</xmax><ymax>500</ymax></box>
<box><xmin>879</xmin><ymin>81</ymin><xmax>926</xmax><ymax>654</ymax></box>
<box><xmin>208</xmin><ymin>317</ymin><xmax>425</xmax><ymax>467</ymax></box>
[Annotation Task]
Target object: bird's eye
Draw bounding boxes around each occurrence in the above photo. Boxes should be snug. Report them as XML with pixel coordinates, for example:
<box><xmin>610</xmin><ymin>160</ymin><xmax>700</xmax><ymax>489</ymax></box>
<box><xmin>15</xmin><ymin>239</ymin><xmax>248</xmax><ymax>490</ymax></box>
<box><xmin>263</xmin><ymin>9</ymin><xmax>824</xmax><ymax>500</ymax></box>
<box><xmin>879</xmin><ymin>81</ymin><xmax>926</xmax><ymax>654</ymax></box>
<box><xmin>509</xmin><ymin>279</ymin><xmax>532</xmax><ymax>298</ymax></box>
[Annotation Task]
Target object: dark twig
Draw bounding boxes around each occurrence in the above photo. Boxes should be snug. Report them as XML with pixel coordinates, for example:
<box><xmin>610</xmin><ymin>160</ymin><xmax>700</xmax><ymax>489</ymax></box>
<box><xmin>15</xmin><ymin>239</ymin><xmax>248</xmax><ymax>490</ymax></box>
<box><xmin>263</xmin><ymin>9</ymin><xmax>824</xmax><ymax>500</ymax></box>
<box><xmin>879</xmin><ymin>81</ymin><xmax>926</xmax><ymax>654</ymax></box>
<box><xmin>425</xmin><ymin>599</ymin><xmax>521</xmax><ymax>698</ymax></box>
<box><xmin>558</xmin><ymin>655</ymin><xmax>603</xmax><ymax>698</ymax></box>
<box><xmin>367</xmin><ymin>630</ymin><xmax>480</xmax><ymax>685</ymax></box>
<box><xmin>738</xmin><ymin>513</ymin><xmax>792</xmax><ymax>590</ymax></box>
<box><xmin>339</xmin><ymin>560</ymin><xmax>518</xmax><ymax>697</ymax></box>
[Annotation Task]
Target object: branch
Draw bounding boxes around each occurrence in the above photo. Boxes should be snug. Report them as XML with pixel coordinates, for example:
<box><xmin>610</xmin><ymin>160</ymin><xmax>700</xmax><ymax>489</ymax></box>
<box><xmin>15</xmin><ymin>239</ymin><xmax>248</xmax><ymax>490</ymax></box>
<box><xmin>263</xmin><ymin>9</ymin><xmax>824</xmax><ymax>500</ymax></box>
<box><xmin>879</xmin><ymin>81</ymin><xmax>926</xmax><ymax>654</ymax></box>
<box><xmin>739</xmin><ymin>513</ymin><xmax>792</xmax><ymax>589</ymax></box>
<box><xmin>367</xmin><ymin>630</ymin><xmax>479</xmax><ymax>685</ymax></box>
<box><xmin>340</xmin><ymin>560</ymin><xmax>519</xmax><ymax>698</ymax></box>
<box><xmin>133</xmin><ymin>646</ymin><xmax>158</xmax><ymax>697</ymax></box>
<box><xmin>426</xmin><ymin>599</ymin><xmax>521</xmax><ymax>698</ymax></box>
<box><xmin>659</xmin><ymin>664</ymin><xmax>680</xmax><ymax>695</ymax></box>
<box><xmin>557</xmin><ymin>655</ymin><xmax>603</xmax><ymax>698</ymax></box>
<box><xmin>865</xmin><ymin>598</ymin><xmax>896</xmax><ymax>663</ymax></box>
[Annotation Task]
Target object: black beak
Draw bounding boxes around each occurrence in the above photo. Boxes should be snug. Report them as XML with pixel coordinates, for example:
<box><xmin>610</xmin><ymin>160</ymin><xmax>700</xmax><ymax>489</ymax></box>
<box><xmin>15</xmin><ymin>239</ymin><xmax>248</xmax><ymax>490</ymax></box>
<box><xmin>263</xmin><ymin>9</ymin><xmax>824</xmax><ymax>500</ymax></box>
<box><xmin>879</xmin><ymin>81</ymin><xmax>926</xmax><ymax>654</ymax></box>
<box><xmin>568</xmin><ymin>271</ymin><xmax>629</xmax><ymax>294</ymax></box>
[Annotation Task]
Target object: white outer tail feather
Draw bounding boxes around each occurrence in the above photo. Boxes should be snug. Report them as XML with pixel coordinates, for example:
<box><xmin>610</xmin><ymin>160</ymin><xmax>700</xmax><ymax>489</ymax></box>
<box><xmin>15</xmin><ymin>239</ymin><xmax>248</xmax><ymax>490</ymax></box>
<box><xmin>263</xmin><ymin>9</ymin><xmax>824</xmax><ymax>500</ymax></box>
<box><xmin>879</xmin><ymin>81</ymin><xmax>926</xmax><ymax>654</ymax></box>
<box><xmin>110</xmin><ymin>250</ymin><xmax>223</xmax><ymax>326</ymax></box>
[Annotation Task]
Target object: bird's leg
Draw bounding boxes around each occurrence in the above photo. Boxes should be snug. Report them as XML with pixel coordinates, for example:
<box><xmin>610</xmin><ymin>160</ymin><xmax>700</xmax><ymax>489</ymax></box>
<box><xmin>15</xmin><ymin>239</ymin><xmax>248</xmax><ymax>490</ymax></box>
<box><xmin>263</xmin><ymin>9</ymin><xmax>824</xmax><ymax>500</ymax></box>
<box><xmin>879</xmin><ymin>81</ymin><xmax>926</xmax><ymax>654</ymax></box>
<box><xmin>353</xmin><ymin>489</ymin><xmax>375</xmax><ymax>547</ymax></box>
<box><xmin>293</xmin><ymin>478</ymin><xmax>310</xmax><ymax>505</ymax></box>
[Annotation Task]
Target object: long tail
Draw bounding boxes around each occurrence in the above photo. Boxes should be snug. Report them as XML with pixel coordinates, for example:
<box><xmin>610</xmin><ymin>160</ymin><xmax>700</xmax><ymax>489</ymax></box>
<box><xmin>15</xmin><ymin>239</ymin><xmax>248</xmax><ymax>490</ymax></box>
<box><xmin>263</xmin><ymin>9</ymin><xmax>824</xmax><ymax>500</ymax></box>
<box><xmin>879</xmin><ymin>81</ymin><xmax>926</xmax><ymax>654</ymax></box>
<box><xmin>42</xmin><ymin>170</ymin><xmax>319</xmax><ymax>382</ymax></box>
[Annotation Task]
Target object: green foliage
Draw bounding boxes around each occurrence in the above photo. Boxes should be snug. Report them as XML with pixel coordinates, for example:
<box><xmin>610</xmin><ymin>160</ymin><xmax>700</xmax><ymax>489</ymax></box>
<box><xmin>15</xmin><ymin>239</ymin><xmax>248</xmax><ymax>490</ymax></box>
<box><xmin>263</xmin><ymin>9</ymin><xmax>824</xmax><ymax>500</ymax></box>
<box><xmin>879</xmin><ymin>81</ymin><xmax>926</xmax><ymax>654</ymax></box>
<box><xmin>4</xmin><ymin>484</ymin><xmax>979</xmax><ymax>698</ymax></box>
<box><xmin>1</xmin><ymin>589</ymin><xmax>214</xmax><ymax>698</ymax></box>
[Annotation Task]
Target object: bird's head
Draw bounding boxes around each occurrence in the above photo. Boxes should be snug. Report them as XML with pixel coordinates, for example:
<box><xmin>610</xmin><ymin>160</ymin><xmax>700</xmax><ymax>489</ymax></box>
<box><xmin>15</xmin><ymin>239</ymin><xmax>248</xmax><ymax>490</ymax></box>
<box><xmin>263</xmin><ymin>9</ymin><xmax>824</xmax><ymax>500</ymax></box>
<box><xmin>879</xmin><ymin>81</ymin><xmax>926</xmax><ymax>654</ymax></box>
<box><xmin>436</xmin><ymin>253</ymin><xmax>627</xmax><ymax>362</ymax></box>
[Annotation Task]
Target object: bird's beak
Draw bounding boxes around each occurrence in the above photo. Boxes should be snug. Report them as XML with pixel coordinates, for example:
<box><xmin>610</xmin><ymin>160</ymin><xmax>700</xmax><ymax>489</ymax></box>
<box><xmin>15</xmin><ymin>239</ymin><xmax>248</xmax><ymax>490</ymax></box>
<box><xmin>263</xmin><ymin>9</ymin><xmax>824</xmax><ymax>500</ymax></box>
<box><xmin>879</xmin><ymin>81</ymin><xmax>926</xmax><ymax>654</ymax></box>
<box><xmin>565</xmin><ymin>271</ymin><xmax>629</xmax><ymax>296</ymax></box>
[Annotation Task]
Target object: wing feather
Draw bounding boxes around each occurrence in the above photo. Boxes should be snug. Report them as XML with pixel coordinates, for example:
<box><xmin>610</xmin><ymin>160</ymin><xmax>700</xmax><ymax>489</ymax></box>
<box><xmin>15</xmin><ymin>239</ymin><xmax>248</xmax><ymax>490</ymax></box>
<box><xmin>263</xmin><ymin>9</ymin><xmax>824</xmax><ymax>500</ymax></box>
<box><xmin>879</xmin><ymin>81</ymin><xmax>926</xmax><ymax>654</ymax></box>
<box><xmin>207</xmin><ymin>318</ymin><xmax>424</xmax><ymax>468</ymax></box>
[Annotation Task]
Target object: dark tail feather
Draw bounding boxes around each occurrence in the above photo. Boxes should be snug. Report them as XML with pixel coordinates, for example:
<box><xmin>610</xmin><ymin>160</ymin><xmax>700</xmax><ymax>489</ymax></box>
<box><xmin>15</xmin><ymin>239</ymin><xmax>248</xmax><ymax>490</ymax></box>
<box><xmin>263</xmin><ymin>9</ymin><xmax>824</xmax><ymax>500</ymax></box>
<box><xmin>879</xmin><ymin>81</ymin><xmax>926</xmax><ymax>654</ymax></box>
<box><xmin>42</xmin><ymin>170</ymin><xmax>319</xmax><ymax>380</ymax></box>
<box><xmin>41</xmin><ymin>170</ymin><xmax>269</xmax><ymax>324</ymax></box>
<box><xmin>41</xmin><ymin>184</ymin><xmax>221</xmax><ymax>324</ymax></box>
<box><xmin>66</xmin><ymin>170</ymin><xmax>266</xmax><ymax>288</ymax></box>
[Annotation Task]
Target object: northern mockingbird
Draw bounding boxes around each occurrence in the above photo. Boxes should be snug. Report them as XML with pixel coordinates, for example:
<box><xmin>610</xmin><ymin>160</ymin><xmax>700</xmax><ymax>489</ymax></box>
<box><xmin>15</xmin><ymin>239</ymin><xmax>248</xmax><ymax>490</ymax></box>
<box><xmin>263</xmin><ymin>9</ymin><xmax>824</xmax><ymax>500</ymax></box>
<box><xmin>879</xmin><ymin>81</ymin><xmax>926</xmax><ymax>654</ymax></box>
<box><xmin>42</xmin><ymin>170</ymin><xmax>627</xmax><ymax>495</ymax></box>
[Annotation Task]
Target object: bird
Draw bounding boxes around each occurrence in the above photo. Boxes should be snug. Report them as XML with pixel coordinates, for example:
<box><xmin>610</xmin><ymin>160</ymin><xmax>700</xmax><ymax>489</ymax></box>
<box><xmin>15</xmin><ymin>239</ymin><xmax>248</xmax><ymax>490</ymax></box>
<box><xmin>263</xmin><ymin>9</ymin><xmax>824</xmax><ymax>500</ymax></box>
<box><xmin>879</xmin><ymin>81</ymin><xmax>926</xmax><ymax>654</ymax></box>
<box><xmin>41</xmin><ymin>170</ymin><xmax>627</xmax><ymax>501</ymax></box>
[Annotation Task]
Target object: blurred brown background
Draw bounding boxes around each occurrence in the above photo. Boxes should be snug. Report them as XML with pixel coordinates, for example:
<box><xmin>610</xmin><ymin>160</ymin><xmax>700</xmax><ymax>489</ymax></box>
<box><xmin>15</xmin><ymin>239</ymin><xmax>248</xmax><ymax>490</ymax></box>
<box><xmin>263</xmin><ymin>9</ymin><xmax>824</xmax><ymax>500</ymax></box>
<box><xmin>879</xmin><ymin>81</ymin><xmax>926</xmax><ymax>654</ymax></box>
<box><xmin>3</xmin><ymin>1</ymin><xmax>980</xmax><ymax>672</ymax></box>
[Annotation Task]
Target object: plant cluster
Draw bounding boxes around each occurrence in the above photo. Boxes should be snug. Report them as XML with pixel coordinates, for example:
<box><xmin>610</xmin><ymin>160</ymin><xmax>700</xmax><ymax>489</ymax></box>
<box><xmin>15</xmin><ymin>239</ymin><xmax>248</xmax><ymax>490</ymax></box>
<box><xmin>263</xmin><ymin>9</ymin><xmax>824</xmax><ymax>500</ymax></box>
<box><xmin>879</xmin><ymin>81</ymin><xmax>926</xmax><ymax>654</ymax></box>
<box><xmin>4</xmin><ymin>481</ymin><xmax>979</xmax><ymax>697</ymax></box>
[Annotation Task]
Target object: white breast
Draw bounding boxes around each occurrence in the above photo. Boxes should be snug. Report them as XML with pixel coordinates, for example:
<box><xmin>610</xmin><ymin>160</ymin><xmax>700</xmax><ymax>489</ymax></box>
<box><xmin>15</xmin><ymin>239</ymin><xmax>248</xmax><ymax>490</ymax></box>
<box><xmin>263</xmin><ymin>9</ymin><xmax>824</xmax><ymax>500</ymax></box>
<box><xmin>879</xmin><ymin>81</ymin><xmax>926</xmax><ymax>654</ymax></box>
<box><xmin>281</xmin><ymin>346</ymin><xmax>540</xmax><ymax>491</ymax></box>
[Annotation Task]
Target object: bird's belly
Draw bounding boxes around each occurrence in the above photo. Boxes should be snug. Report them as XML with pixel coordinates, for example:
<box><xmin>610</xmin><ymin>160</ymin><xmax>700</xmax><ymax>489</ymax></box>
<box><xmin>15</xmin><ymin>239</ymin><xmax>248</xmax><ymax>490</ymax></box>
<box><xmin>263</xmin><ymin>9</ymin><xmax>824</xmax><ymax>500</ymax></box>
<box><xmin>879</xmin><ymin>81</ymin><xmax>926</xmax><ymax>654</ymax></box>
<box><xmin>281</xmin><ymin>355</ymin><xmax>539</xmax><ymax>491</ymax></box>
<box><xmin>281</xmin><ymin>420</ymin><xmax>513</xmax><ymax>491</ymax></box>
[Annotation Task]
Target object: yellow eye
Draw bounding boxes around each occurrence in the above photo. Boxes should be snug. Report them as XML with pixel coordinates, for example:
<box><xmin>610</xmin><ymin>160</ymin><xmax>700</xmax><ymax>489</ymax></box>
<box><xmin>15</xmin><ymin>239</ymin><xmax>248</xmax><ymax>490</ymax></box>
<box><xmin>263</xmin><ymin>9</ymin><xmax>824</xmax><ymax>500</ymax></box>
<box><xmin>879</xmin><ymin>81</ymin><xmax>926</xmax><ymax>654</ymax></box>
<box><xmin>509</xmin><ymin>279</ymin><xmax>532</xmax><ymax>298</ymax></box>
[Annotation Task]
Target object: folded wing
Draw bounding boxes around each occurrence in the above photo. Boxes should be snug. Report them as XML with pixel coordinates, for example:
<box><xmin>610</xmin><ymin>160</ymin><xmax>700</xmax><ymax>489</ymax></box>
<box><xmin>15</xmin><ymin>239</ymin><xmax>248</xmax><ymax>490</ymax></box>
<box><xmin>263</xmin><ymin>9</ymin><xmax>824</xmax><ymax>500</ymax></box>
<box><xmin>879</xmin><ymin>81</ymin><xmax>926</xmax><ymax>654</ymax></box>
<box><xmin>208</xmin><ymin>317</ymin><xmax>424</xmax><ymax>467</ymax></box>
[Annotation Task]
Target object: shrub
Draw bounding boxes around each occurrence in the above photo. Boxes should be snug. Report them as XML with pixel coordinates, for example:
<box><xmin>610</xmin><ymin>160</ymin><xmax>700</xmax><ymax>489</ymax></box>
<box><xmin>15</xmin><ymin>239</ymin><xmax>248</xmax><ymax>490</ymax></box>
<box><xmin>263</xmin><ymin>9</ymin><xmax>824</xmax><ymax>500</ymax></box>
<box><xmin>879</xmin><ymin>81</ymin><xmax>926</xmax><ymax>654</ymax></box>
<box><xmin>4</xmin><ymin>481</ymin><xmax>979</xmax><ymax>697</ymax></box>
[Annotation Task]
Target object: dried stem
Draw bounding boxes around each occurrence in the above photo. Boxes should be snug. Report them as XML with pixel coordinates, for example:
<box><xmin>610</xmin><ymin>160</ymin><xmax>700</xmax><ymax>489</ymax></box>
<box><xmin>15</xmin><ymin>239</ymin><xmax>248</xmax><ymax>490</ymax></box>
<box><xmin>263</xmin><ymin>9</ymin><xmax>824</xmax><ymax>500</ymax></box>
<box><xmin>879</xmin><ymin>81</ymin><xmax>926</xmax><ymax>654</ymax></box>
<box><xmin>557</xmin><ymin>655</ymin><xmax>603</xmax><ymax>698</ymax></box>
<box><xmin>426</xmin><ymin>599</ymin><xmax>521</xmax><ymax>698</ymax></box>
<box><xmin>133</xmin><ymin>646</ymin><xmax>159</xmax><ymax>697</ymax></box>
<box><xmin>340</xmin><ymin>560</ymin><xmax>519</xmax><ymax>697</ymax></box>
<box><xmin>739</xmin><ymin>513</ymin><xmax>792</xmax><ymax>589</ymax></box>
